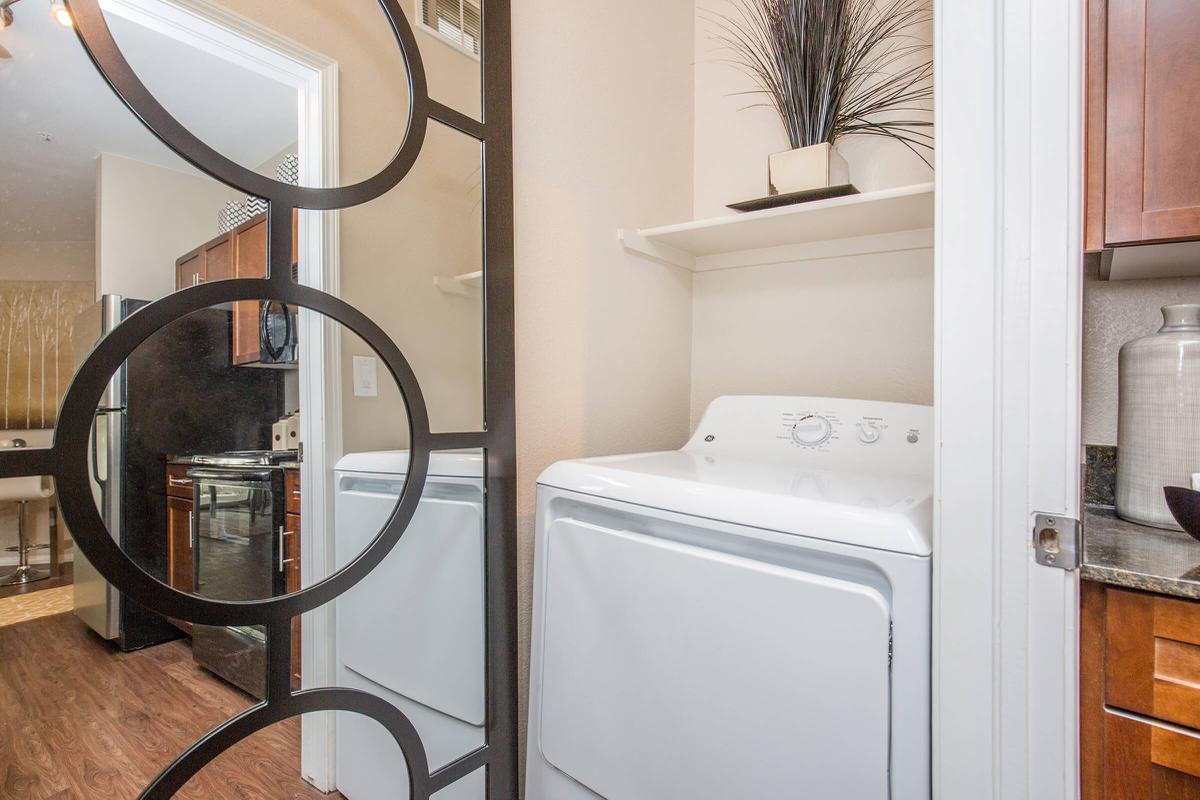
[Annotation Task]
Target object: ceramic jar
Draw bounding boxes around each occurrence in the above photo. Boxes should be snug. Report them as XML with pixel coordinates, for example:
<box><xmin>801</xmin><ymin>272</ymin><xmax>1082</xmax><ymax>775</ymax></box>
<box><xmin>1117</xmin><ymin>304</ymin><xmax>1200</xmax><ymax>529</ymax></box>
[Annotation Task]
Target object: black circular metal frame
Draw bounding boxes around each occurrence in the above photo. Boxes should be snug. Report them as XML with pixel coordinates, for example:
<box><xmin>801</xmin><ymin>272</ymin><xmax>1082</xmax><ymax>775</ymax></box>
<box><xmin>0</xmin><ymin>1</ymin><xmax>493</xmax><ymax>796</ymax></box>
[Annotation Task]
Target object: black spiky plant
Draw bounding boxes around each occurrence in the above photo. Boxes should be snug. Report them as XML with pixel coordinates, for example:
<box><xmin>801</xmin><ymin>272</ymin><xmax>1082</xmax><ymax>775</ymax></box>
<box><xmin>707</xmin><ymin>0</ymin><xmax>934</xmax><ymax>165</ymax></box>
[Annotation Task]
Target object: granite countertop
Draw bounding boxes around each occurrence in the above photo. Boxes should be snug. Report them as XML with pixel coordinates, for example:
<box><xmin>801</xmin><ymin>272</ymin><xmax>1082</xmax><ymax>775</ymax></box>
<box><xmin>1082</xmin><ymin>506</ymin><xmax>1200</xmax><ymax>600</ymax></box>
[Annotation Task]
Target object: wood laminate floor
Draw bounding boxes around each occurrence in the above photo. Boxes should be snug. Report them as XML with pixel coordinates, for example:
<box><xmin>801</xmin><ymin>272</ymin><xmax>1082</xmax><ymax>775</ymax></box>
<box><xmin>0</xmin><ymin>612</ymin><xmax>341</xmax><ymax>799</ymax></box>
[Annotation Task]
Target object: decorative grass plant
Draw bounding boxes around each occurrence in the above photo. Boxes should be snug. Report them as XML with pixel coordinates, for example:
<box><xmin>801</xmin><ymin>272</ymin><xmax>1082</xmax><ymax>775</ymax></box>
<box><xmin>708</xmin><ymin>0</ymin><xmax>934</xmax><ymax>164</ymax></box>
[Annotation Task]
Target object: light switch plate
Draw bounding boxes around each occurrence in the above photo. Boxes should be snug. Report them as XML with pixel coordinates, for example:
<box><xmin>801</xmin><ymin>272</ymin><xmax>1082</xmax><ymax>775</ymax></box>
<box><xmin>352</xmin><ymin>356</ymin><xmax>378</xmax><ymax>397</ymax></box>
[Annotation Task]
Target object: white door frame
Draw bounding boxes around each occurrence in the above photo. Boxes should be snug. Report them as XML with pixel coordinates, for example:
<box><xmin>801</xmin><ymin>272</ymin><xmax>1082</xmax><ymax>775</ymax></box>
<box><xmin>96</xmin><ymin>0</ymin><xmax>342</xmax><ymax>791</ymax></box>
<box><xmin>934</xmin><ymin>0</ymin><xmax>1083</xmax><ymax>798</ymax></box>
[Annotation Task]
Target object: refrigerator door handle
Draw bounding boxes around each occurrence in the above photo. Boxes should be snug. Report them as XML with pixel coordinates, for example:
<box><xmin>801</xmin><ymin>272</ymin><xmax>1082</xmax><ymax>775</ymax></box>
<box><xmin>90</xmin><ymin>413</ymin><xmax>107</xmax><ymax>490</ymax></box>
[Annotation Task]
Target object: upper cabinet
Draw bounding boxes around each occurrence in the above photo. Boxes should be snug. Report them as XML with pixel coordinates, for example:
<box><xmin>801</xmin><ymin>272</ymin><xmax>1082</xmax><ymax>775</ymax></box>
<box><xmin>1087</xmin><ymin>0</ymin><xmax>1200</xmax><ymax>252</ymax></box>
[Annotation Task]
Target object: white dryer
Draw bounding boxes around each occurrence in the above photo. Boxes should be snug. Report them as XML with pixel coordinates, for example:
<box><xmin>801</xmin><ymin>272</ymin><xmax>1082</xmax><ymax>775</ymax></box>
<box><xmin>526</xmin><ymin>396</ymin><xmax>932</xmax><ymax>800</ymax></box>
<box><xmin>333</xmin><ymin>450</ymin><xmax>487</xmax><ymax>799</ymax></box>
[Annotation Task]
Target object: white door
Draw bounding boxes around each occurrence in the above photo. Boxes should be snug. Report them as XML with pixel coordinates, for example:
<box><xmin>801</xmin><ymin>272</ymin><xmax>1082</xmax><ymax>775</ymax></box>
<box><xmin>935</xmin><ymin>0</ymin><xmax>1083</xmax><ymax>798</ymax></box>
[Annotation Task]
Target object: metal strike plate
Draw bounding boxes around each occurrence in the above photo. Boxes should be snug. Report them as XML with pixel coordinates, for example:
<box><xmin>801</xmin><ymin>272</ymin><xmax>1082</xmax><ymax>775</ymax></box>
<box><xmin>1033</xmin><ymin>513</ymin><xmax>1080</xmax><ymax>570</ymax></box>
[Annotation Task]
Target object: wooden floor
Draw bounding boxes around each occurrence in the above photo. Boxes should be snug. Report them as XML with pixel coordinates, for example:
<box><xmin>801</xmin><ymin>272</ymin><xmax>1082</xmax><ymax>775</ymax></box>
<box><xmin>0</xmin><ymin>612</ymin><xmax>339</xmax><ymax>799</ymax></box>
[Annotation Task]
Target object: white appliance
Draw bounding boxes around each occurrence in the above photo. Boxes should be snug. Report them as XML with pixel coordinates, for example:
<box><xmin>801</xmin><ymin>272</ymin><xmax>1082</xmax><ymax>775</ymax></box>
<box><xmin>526</xmin><ymin>396</ymin><xmax>933</xmax><ymax>800</ymax></box>
<box><xmin>333</xmin><ymin>450</ymin><xmax>487</xmax><ymax>799</ymax></box>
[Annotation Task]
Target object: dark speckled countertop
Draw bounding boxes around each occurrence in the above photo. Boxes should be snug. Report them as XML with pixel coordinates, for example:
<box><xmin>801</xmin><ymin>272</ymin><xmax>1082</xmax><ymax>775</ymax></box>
<box><xmin>1082</xmin><ymin>506</ymin><xmax>1200</xmax><ymax>600</ymax></box>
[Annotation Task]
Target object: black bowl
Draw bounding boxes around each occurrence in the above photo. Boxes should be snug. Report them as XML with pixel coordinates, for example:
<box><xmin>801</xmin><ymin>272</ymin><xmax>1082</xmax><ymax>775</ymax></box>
<box><xmin>1163</xmin><ymin>486</ymin><xmax>1200</xmax><ymax>542</ymax></box>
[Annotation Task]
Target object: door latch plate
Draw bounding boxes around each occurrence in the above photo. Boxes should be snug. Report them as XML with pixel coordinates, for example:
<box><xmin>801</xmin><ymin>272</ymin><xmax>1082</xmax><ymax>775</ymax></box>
<box><xmin>1032</xmin><ymin>513</ymin><xmax>1081</xmax><ymax>570</ymax></box>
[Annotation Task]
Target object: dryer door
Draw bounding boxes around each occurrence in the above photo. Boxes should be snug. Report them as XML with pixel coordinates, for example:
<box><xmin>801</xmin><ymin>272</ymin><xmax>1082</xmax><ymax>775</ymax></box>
<box><xmin>537</xmin><ymin>519</ymin><xmax>892</xmax><ymax>800</ymax></box>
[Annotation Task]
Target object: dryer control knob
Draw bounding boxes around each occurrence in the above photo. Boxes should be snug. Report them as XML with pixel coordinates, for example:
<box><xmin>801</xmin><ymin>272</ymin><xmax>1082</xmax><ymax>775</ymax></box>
<box><xmin>857</xmin><ymin>421</ymin><xmax>882</xmax><ymax>444</ymax></box>
<box><xmin>792</xmin><ymin>415</ymin><xmax>833</xmax><ymax>447</ymax></box>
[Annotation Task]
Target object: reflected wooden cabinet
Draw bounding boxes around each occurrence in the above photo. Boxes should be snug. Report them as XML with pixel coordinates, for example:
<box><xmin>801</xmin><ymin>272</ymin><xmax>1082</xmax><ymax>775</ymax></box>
<box><xmin>166</xmin><ymin>495</ymin><xmax>194</xmax><ymax>635</ymax></box>
<box><xmin>232</xmin><ymin>216</ymin><xmax>268</xmax><ymax>365</ymax></box>
<box><xmin>173</xmin><ymin>211</ymin><xmax>297</xmax><ymax>365</ymax></box>
<box><xmin>1087</xmin><ymin>0</ymin><xmax>1200</xmax><ymax>250</ymax></box>
<box><xmin>1082</xmin><ymin>582</ymin><xmax>1200</xmax><ymax>797</ymax></box>
<box><xmin>285</xmin><ymin>468</ymin><xmax>301</xmax><ymax>690</ymax></box>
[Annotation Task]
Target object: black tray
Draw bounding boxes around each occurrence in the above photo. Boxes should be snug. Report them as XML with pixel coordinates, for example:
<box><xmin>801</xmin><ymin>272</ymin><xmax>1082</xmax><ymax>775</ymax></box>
<box><xmin>727</xmin><ymin>184</ymin><xmax>860</xmax><ymax>213</ymax></box>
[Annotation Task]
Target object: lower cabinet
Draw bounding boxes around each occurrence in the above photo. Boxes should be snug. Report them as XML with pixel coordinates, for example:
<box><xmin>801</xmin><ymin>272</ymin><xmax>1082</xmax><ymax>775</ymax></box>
<box><xmin>286</xmin><ymin>509</ymin><xmax>301</xmax><ymax>690</ymax></box>
<box><xmin>166</xmin><ymin>495</ymin><xmax>194</xmax><ymax>634</ymax></box>
<box><xmin>1082</xmin><ymin>581</ymin><xmax>1200</xmax><ymax>797</ymax></box>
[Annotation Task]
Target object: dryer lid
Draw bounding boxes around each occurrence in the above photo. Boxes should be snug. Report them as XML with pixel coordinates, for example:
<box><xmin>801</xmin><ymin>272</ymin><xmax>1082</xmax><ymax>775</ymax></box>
<box><xmin>537</xmin><ymin>396</ymin><xmax>933</xmax><ymax>556</ymax></box>
<box><xmin>335</xmin><ymin>449</ymin><xmax>484</xmax><ymax>479</ymax></box>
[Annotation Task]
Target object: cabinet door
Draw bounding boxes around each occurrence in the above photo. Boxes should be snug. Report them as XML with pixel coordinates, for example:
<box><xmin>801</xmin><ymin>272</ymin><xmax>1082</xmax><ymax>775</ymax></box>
<box><xmin>285</xmin><ymin>511</ymin><xmax>301</xmax><ymax>689</ymax></box>
<box><xmin>1104</xmin><ymin>712</ymin><xmax>1200</xmax><ymax>798</ymax></box>
<box><xmin>232</xmin><ymin>216</ymin><xmax>267</xmax><ymax>365</ymax></box>
<box><xmin>203</xmin><ymin>235</ymin><xmax>234</xmax><ymax>282</ymax></box>
<box><xmin>166</xmin><ymin>496</ymin><xmax>194</xmax><ymax>633</ymax></box>
<box><xmin>175</xmin><ymin>251</ymin><xmax>204</xmax><ymax>290</ymax></box>
<box><xmin>1106</xmin><ymin>0</ymin><xmax>1200</xmax><ymax>245</ymax></box>
<box><xmin>1105</xmin><ymin>588</ymin><xmax>1200</xmax><ymax>730</ymax></box>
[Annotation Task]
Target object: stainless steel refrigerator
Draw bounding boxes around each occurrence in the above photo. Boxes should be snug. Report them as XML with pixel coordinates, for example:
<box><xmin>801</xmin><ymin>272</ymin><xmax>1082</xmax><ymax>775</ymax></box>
<box><xmin>73</xmin><ymin>295</ymin><xmax>286</xmax><ymax>651</ymax></box>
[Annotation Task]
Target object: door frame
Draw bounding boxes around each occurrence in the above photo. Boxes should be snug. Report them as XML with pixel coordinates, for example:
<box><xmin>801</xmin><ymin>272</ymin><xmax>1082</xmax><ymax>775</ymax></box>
<box><xmin>934</xmin><ymin>0</ymin><xmax>1084</xmax><ymax>797</ymax></box>
<box><xmin>96</xmin><ymin>0</ymin><xmax>342</xmax><ymax>790</ymax></box>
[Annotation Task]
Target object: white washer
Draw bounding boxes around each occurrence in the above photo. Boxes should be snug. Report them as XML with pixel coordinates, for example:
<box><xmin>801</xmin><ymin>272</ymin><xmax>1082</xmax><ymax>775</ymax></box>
<box><xmin>526</xmin><ymin>396</ymin><xmax>932</xmax><ymax>800</ymax></box>
<box><xmin>333</xmin><ymin>450</ymin><xmax>487</xmax><ymax>799</ymax></box>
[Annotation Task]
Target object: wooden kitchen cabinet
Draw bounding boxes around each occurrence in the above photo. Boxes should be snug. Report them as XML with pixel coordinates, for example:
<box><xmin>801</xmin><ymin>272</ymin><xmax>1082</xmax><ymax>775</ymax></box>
<box><xmin>173</xmin><ymin>211</ymin><xmax>298</xmax><ymax>365</ymax></box>
<box><xmin>1082</xmin><ymin>581</ymin><xmax>1200</xmax><ymax>797</ymax></box>
<box><xmin>232</xmin><ymin>216</ymin><xmax>268</xmax><ymax>365</ymax></box>
<box><xmin>166</xmin><ymin>494</ymin><xmax>194</xmax><ymax>634</ymax></box>
<box><xmin>1087</xmin><ymin>0</ymin><xmax>1200</xmax><ymax>250</ymax></box>
<box><xmin>285</xmin><ymin>510</ymin><xmax>302</xmax><ymax>690</ymax></box>
<box><xmin>175</xmin><ymin>231</ymin><xmax>233</xmax><ymax>289</ymax></box>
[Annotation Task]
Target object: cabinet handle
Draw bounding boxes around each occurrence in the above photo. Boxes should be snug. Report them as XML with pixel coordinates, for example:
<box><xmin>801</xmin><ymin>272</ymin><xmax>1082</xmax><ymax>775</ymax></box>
<box><xmin>188</xmin><ymin>512</ymin><xmax>194</xmax><ymax>550</ymax></box>
<box><xmin>169</xmin><ymin>476</ymin><xmax>192</xmax><ymax>487</ymax></box>
<box><xmin>278</xmin><ymin>525</ymin><xmax>295</xmax><ymax>572</ymax></box>
<box><xmin>192</xmin><ymin>273</ymin><xmax>201</xmax><ymax>287</ymax></box>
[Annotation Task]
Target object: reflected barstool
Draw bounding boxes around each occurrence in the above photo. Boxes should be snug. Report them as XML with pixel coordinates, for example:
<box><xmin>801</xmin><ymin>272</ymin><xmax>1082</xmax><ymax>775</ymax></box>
<box><xmin>0</xmin><ymin>440</ymin><xmax>54</xmax><ymax>586</ymax></box>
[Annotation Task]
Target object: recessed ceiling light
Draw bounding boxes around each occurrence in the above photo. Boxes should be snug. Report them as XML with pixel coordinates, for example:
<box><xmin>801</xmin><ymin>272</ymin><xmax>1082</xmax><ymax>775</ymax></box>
<box><xmin>49</xmin><ymin>0</ymin><xmax>71</xmax><ymax>27</ymax></box>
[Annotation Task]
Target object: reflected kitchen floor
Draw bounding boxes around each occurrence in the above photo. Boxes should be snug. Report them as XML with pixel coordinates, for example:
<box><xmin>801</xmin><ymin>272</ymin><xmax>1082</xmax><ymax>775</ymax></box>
<box><xmin>0</xmin><ymin>611</ymin><xmax>340</xmax><ymax>799</ymax></box>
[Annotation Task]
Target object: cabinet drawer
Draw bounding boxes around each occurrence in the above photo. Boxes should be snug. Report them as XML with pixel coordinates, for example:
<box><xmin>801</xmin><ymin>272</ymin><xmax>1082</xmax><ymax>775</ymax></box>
<box><xmin>1103</xmin><ymin>711</ymin><xmax>1200</xmax><ymax>797</ymax></box>
<box><xmin>166</xmin><ymin>465</ymin><xmax>195</xmax><ymax>499</ymax></box>
<box><xmin>285</xmin><ymin>468</ymin><xmax>300</xmax><ymax>514</ymax></box>
<box><xmin>1106</xmin><ymin>588</ymin><xmax>1200</xmax><ymax>730</ymax></box>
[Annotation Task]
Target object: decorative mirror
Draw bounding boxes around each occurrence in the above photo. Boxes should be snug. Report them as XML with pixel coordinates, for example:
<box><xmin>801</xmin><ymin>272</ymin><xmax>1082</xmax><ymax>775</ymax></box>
<box><xmin>0</xmin><ymin>0</ymin><xmax>514</xmax><ymax>797</ymax></box>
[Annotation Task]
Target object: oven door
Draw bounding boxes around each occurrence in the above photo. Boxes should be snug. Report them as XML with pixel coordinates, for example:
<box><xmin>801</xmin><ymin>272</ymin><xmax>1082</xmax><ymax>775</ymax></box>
<box><xmin>188</xmin><ymin>467</ymin><xmax>282</xmax><ymax>698</ymax></box>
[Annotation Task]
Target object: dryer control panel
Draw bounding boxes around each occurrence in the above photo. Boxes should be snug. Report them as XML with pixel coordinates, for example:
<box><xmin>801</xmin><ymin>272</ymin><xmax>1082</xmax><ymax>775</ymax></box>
<box><xmin>685</xmin><ymin>396</ymin><xmax>933</xmax><ymax>477</ymax></box>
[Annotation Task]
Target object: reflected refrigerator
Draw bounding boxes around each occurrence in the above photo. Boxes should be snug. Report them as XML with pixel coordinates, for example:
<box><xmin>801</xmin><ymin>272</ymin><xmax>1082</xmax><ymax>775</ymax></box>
<box><xmin>72</xmin><ymin>295</ymin><xmax>286</xmax><ymax>651</ymax></box>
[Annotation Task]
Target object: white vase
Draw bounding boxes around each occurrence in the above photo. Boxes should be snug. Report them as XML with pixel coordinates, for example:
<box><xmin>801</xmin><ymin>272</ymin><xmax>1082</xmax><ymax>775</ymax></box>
<box><xmin>768</xmin><ymin>142</ymin><xmax>850</xmax><ymax>196</ymax></box>
<box><xmin>1116</xmin><ymin>304</ymin><xmax>1200</xmax><ymax>529</ymax></box>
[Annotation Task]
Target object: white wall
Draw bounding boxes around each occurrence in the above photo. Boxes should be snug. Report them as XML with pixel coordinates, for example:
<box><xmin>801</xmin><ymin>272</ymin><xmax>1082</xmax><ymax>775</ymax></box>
<box><xmin>512</xmin><ymin>0</ymin><xmax>697</xmax><ymax>773</ymax></box>
<box><xmin>690</xmin><ymin>0</ymin><xmax>935</xmax><ymax>422</ymax></box>
<box><xmin>1082</xmin><ymin>261</ymin><xmax>1200</xmax><ymax>445</ymax></box>
<box><xmin>95</xmin><ymin>153</ymin><xmax>232</xmax><ymax>301</ymax></box>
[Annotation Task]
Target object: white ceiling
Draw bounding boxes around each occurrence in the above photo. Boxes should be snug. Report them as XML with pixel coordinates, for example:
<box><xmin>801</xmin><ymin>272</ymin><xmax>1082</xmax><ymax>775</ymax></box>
<box><xmin>0</xmin><ymin>4</ymin><xmax>298</xmax><ymax>241</ymax></box>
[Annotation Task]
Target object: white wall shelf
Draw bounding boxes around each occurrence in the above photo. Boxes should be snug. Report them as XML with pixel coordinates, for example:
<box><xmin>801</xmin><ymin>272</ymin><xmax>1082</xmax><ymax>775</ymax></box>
<box><xmin>620</xmin><ymin>182</ymin><xmax>935</xmax><ymax>271</ymax></box>
<box><xmin>433</xmin><ymin>270</ymin><xmax>483</xmax><ymax>295</ymax></box>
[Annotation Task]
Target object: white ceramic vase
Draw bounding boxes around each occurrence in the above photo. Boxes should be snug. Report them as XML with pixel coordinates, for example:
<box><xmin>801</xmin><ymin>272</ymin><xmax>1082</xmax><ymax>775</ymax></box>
<box><xmin>768</xmin><ymin>142</ymin><xmax>849</xmax><ymax>196</ymax></box>
<box><xmin>1116</xmin><ymin>304</ymin><xmax>1200</xmax><ymax>529</ymax></box>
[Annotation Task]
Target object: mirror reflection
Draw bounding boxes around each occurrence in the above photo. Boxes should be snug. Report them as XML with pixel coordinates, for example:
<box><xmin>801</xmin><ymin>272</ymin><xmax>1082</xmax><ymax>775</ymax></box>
<box><xmin>0</xmin><ymin>1</ymin><xmax>489</xmax><ymax>797</ymax></box>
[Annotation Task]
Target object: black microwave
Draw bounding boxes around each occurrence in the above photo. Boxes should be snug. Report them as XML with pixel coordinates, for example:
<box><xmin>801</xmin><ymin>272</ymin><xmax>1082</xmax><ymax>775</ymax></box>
<box><xmin>258</xmin><ymin>300</ymin><xmax>298</xmax><ymax>366</ymax></box>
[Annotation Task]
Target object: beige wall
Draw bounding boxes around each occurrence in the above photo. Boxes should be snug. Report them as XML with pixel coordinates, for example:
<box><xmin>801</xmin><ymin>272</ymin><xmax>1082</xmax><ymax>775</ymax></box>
<box><xmin>0</xmin><ymin>241</ymin><xmax>94</xmax><ymax>283</ymax></box>
<box><xmin>96</xmin><ymin>152</ymin><xmax>232</xmax><ymax>301</ymax></box>
<box><xmin>692</xmin><ymin>249</ymin><xmax>935</xmax><ymax>419</ymax></box>
<box><xmin>211</xmin><ymin>0</ymin><xmax>485</xmax><ymax>453</ymax></box>
<box><xmin>512</xmin><ymin>0</ymin><xmax>697</xmax><ymax>772</ymax></box>
<box><xmin>1082</xmin><ymin>260</ymin><xmax>1200</xmax><ymax>446</ymax></box>
<box><xmin>689</xmin><ymin>0</ymin><xmax>935</xmax><ymax>423</ymax></box>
